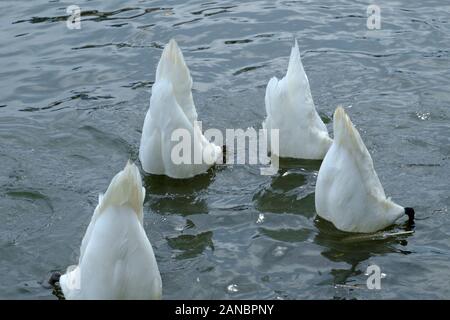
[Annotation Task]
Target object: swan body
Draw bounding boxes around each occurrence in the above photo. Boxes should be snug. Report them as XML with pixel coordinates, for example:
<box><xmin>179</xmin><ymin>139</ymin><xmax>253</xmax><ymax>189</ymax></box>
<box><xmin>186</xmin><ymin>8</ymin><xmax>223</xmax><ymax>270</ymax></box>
<box><xmin>263</xmin><ymin>40</ymin><xmax>332</xmax><ymax>159</ymax></box>
<box><xmin>139</xmin><ymin>39</ymin><xmax>221</xmax><ymax>179</ymax></box>
<box><xmin>60</xmin><ymin>162</ymin><xmax>162</xmax><ymax>299</ymax></box>
<box><xmin>315</xmin><ymin>107</ymin><xmax>410</xmax><ymax>233</ymax></box>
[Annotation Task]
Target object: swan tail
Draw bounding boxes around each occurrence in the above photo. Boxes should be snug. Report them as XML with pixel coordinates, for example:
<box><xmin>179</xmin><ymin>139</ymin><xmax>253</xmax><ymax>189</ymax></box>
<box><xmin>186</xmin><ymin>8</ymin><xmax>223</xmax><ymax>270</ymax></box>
<box><xmin>285</xmin><ymin>39</ymin><xmax>316</xmax><ymax>113</ymax></box>
<box><xmin>286</xmin><ymin>39</ymin><xmax>309</xmax><ymax>86</ymax></box>
<box><xmin>154</xmin><ymin>39</ymin><xmax>197</xmax><ymax>123</ymax></box>
<box><xmin>98</xmin><ymin>161</ymin><xmax>145</xmax><ymax>221</ymax></box>
<box><xmin>333</xmin><ymin>106</ymin><xmax>390</xmax><ymax>201</ymax></box>
<box><xmin>286</xmin><ymin>39</ymin><xmax>303</xmax><ymax>79</ymax></box>
<box><xmin>333</xmin><ymin>106</ymin><xmax>367</xmax><ymax>154</ymax></box>
<box><xmin>156</xmin><ymin>39</ymin><xmax>192</xmax><ymax>87</ymax></box>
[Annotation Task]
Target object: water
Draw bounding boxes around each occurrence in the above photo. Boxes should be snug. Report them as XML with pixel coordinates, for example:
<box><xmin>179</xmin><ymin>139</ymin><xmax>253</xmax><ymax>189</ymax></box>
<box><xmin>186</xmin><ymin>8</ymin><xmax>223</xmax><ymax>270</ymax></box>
<box><xmin>0</xmin><ymin>0</ymin><xmax>449</xmax><ymax>299</ymax></box>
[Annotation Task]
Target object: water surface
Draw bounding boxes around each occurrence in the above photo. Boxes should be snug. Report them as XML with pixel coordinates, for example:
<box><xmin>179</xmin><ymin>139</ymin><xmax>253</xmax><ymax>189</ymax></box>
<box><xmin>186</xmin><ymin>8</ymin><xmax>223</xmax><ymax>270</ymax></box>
<box><xmin>0</xmin><ymin>0</ymin><xmax>449</xmax><ymax>299</ymax></box>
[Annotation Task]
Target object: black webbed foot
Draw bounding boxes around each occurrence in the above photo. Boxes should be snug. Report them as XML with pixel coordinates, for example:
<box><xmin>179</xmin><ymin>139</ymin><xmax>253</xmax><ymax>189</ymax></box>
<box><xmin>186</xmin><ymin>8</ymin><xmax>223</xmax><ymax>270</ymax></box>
<box><xmin>48</xmin><ymin>272</ymin><xmax>61</xmax><ymax>287</ymax></box>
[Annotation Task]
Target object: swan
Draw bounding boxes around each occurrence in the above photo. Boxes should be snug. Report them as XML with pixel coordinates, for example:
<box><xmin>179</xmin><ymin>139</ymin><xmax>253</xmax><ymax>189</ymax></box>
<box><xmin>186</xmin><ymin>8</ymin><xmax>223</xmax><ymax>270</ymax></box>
<box><xmin>263</xmin><ymin>39</ymin><xmax>332</xmax><ymax>160</ymax></box>
<box><xmin>139</xmin><ymin>39</ymin><xmax>222</xmax><ymax>179</ymax></box>
<box><xmin>58</xmin><ymin>161</ymin><xmax>162</xmax><ymax>299</ymax></box>
<box><xmin>315</xmin><ymin>107</ymin><xmax>415</xmax><ymax>233</ymax></box>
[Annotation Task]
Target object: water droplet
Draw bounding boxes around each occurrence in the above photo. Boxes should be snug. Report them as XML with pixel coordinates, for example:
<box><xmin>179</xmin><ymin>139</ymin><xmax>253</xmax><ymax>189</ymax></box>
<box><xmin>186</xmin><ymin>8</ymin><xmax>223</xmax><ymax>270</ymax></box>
<box><xmin>416</xmin><ymin>111</ymin><xmax>430</xmax><ymax>120</ymax></box>
<box><xmin>227</xmin><ymin>284</ymin><xmax>239</xmax><ymax>293</ymax></box>
<box><xmin>256</xmin><ymin>213</ymin><xmax>265</xmax><ymax>224</ymax></box>
<box><xmin>273</xmin><ymin>246</ymin><xmax>287</xmax><ymax>257</ymax></box>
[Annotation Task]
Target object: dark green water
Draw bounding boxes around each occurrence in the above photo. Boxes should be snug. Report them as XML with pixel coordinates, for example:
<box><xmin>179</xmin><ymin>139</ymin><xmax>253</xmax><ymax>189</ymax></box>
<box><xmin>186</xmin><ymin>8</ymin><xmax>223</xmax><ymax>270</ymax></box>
<box><xmin>0</xmin><ymin>0</ymin><xmax>449</xmax><ymax>299</ymax></box>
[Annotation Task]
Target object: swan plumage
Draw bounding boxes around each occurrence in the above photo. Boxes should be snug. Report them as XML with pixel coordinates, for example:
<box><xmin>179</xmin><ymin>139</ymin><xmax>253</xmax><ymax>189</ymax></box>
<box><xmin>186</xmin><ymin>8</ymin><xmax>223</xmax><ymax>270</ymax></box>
<box><xmin>60</xmin><ymin>161</ymin><xmax>162</xmax><ymax>299</ymax></box>
<box><xmin>263</xmin><ymin>40</ymin><xmax>332</xmax><ymax>159</ymax></box>
<box><xmin>315</xmin><ymin>107</ymin><xmax>411</xmax><ymax>233</ymax></box>
<box><xmin>139</xmin><ymin>39</ymin><xmax>221</xmax><ymax>179</ymax></box>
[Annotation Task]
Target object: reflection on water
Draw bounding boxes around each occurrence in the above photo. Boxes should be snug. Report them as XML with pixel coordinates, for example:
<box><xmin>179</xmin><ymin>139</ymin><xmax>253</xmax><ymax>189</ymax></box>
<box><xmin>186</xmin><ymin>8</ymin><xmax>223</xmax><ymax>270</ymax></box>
<box><xmin>167</xmin><ymin>231</ymin><xmax>214</xmax><ymax>260</ymax></box>
<box><xmin>253</xmin><ymin>158</ymin><xmax>320</xmax><ymax>216</ymax></box>
<box><xmin>0</xmin><ymin>0</ymin><xmax>449</xmax><ymax>299</ymax></box>
<box><xmin>259</xmin><ymin>227</ymin><xmax>312</xmax><ymax>243</ymax></box>
<box><xmin>314</xmin><ymin>217</ymin><xmax>413</xmax><ymax>290</ymax></box>
<box><xmin>143</xmin><ymin>169</ymin><xmax>215</xmax><ymax>216</ymax></box>
<box><xmin>143</xmin><ymin>168</ymin><xmax>216</xmax><ymax>195</ymax></box>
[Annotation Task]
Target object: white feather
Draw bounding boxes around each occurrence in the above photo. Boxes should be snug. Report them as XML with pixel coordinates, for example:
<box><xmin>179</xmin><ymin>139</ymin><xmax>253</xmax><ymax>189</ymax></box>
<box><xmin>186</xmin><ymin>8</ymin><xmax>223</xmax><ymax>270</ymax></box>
<box><xmin>60</xmin><ymin>162</ymin><xmax>162</xmax><ymax>299</ymax></box>
<box><xmin>315</xmin><ymin>107</ymin><xmax>405</xmax><ymax>233</ymax></box>
<box><xmin>155</xmin><ymin>38</ymin><xmax>197</xmax><ymax>124</ymax></box>
<box><xmin>139</xmin><ymin>39</ymin><xmax>221</xmax><ymax>179</ymax></box>
<box><xmin>264</xmin><ymin>39</ymin><xmax>332</xmax><ymax>159</ymax></box>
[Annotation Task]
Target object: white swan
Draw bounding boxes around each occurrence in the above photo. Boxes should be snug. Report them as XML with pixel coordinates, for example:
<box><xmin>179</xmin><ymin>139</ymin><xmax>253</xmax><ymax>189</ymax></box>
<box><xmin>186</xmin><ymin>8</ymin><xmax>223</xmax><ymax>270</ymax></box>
<box><xmin>263</xmin><ymin>40</ymin><xmax>332</xmax><ymax>159</ymax></box>
<box><xmin>139</xmin><ymin>39</ymin><xmax>222</xmax><ymax>179</ymax></box>
<box><xmin>315</xmin><ymin>107</ymin><xmax>414</xmax><ymax>233</ymax></box>
<box><xmin>59</xmin><ymin>161</ymin><xmax>162</xmax><ymax>299</ymax></box>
